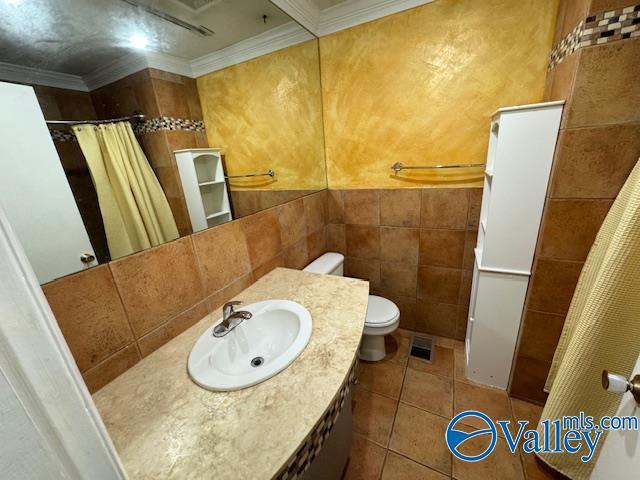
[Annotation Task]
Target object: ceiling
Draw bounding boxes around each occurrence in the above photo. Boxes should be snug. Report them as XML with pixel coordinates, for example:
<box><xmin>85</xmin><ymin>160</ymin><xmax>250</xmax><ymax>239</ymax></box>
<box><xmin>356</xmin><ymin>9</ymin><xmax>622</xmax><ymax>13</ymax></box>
<box><xmin>0</xmin><ymin>0</ymin><xmax>294</xmax><ymax>76</ymax></box>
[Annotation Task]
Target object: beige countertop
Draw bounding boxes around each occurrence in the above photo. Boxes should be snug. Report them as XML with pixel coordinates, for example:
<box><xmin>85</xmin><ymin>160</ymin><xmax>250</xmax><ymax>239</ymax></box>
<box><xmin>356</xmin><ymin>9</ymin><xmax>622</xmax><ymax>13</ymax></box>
<box><xmin>93</xmin><ymin>268</ymin><xmax>369</xmax><ymax>480</ymax></box>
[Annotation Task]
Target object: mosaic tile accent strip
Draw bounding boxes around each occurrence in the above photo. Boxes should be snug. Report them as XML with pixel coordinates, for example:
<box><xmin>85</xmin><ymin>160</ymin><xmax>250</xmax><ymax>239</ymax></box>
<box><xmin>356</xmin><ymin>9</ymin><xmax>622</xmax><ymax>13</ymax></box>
<box><xmin>580</xmin><ymin>5</ymin><xmax>640</xmax><ymax>47</ymax></box>
<box><xmin>549</xmin><ymin>3</ymin><xmax>640</xmax><ymax>69</ymax></box>
<box><xmin>50</xmin><ymin>129</ymin><xmax>77</xmax><ymax>142</ymax></box>
<box><xmin>134</xmin><ymin>116</ymin><xmax>205</xmax><ymax>134</ymax></box>
<box><xmin>548</xmin><ymin>21</ymin><xmax>583</xmax><ymax>69</ymax></box>
<box><xmin>275</xmin><ymin>357</ymin><xmax>359</xmax><ymax>480</ymax></box>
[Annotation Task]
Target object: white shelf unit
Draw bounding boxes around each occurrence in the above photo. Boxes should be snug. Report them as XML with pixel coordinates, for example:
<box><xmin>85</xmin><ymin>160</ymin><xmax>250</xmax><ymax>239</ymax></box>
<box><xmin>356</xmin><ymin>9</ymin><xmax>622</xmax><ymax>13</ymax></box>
<box><xmin>465</xmin><ymin>101</ymin><xmax>563</xmax><ymax>389</ymax></box>
<box><xmin>174</xmin><ymin>148</ymin><xmax>232</xmax><ymax>232</ymax></box>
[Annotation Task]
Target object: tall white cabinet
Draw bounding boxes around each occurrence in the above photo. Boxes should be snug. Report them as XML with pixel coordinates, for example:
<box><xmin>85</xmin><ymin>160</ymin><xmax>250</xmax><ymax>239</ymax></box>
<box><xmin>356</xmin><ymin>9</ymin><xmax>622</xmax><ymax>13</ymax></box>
<box><xmin>174</xmin><ymin>148</ymin><xmax>232</xmax><ymax>232</ymax></box>
<box><xmin>465</xmin><ymin>101</ymin><xmax>563</xmax><ymax>389</ymax></box>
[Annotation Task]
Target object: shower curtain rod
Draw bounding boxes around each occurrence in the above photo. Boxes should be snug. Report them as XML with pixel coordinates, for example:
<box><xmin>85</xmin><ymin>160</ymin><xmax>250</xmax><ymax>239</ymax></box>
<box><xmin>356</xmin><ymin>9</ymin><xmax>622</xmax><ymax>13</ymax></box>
<box><xmin>45</xmin><ymin>114</ymin><xmax>146</xmax><ymax>127</ymax></box>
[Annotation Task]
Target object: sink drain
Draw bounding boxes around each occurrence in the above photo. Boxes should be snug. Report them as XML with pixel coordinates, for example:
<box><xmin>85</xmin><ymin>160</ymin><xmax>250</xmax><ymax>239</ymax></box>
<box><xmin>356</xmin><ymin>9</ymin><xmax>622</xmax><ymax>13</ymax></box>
<box><xmin>251</xmin><ymin>356</ymin><xmax>264</xmax><ymax>367</ymax></box>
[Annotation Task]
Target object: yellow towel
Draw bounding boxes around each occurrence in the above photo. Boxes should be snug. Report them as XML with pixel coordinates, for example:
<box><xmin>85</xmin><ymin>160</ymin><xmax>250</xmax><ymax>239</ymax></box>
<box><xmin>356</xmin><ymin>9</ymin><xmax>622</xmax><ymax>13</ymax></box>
<box><xmin>537</xmin><ymin>158</ymin><xmax>640</xmax><ymax>479</ymax></box>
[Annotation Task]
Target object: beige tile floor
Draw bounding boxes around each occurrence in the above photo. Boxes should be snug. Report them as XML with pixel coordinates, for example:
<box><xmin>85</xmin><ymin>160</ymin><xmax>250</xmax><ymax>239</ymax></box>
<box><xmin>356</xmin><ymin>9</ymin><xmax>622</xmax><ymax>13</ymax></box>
<box><xmin>343</xmin><ymin>329</ymin><xmax>565</xmax><ymax>480</ymax></box>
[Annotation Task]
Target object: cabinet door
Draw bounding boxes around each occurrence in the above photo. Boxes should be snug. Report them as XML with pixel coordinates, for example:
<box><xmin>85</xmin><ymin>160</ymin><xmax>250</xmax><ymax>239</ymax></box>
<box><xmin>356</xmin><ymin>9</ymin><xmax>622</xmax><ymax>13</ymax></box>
<box><xmin>466</xmin><ymin>271</ymin><xmax>529</xmax><ymax>389</ymax></box>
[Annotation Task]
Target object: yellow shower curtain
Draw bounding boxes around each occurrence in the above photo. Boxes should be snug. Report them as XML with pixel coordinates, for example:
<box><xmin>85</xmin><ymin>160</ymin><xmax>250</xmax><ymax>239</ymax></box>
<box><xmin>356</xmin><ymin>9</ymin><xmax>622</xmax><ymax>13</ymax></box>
<box><xmin>73</xmin><ymin>122</ymin><xmax>179</xmax><ymax>259</ymax></box>
<box><xmin>536</xmin><ymin>158</ymin><xmax>640</xmax><ymax>479</ymax></box>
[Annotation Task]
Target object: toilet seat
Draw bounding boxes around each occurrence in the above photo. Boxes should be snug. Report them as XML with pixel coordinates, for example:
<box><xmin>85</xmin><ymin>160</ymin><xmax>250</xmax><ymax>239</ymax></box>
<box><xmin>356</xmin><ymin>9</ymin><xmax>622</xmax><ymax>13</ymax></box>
<box><xmin>365</xmin><ymin>295</ymin><xmax>400</xmax><ymax>328</ymax></box>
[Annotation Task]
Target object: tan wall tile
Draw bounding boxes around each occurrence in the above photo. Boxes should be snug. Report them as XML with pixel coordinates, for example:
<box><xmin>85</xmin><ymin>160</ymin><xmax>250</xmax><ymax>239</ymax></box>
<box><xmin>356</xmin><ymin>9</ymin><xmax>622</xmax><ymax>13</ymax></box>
<box><xmin>345</xmin><ymin>257</ymin><xmax>380</xmax><ymax>291</ymax></box>
<box><xmin>589</xmin><ymin>0</ymin><xmax>636</xmax><ymax>14</ymax></box>
<box><xmin>283</xmin><ymin>238</ymin><xmax>310</xmax><ymax>270</ymax></box>
<box><xmin>307</xmin><ymin>227</ymin><xmax>327</xmax><ymax>261</ymax></box>
<box><xmin>110</xmin><ymin>238</ymin><xmax>205</xmax><ymax>337</ymax></box>
<box><xmin>509</xmin><ymin>356</ymin><xmax>551</xmax><ymax>404</ymax></box>
<box><xmin>43</xmin><ymin>265</ymin><xmax>134</xmax><ymax>372</ymax></box>
<box><xmin>152</xmin><ymin>78</ymin><xmax>190</xmax><ymax>118</ymax></box>
<box><xmin>138</xmin><ymin>300</ymin><xmax>209</xmax><ymax>357</ymax></box>
<box><xmin>346</xmin><ymin>225</ymin><xmax>380</xmax><ymax>259</ymax></box>
<box><xmin>252</xmin><ymin>255</ymin><xmax>284</xmax><ymax>281</ymax></box>
<box><xmin>379</xmin><ymin>189</ymin><xmax>421</xmax><ymax>227</ymax></box>
<box><xmin>419</xmin><ymin>229</ymin><xmax>466</xmax><ymax>268</ymax></box>
<box><xmin>517</xmin><ymin>310</ymin><xmax>566</xmax><ymax>363</ymax></box>
<box><xmin>456</xmin><ymin>305</ymin><xmax>469</xmax><ymax>340</ymax></box>
<box><xmin>380</xmin><ymin>262</ymin><xmax>417</xmax><ymax>297</ymax></box>
<box><xmin>538</xmin><ymin>199</ymin><xmax>612</xmax><ymax>261</ymax></box>
<box><xmin>344</xmin><ymin>189</ymin><xmax>380</xmax><ymax>225</ymax></box>
<box><xmin>417</xmin><ymin>266</ymin><xmax>461</xmax><ymax>304</ymax></box>
<box><xmin>165</xmin><ymin>130</ymin><xmax>200</xmax><ymax>153</ymax></box>
<box><xmin>527</xmin><ymin>259</ymin><xmax>584</xmax><ymax>315</ymax></box>
<box><xmin>278</xmin><ymin>198</ymin><xmax>307</xmax><ymax>247</ymax></box>
<box><xmin>240</xmin><ymin>209</ymin><xmax>283</xmax><ymax>269</ymax></box>
<box><xmin>416</xmin><ymin>300</ymin><xmax>458</xmax><ymax>338</ymax></box>
<box><xmin>380</xmin><ymin>227</ymin><xmax>419</xmax><ymax>264</ymax></box>
<box><xmin>564</xmin><ymin>40</ymin><xmax>640</xmax><ymax>128</ymax></box>
<box><xmin>327</xmin><ymin>189</ymin><xmax>344</xmax><ymax>223</ymax></box>
<box><xmin>82</xmin><ymin>344</ymin><xmax>141</xmax><ymax>394</ymax></box>
<box><xmin>326</xmin><ymin>224</ymin><xmax>346</xmax><ymax>254</ymax></box>
<box><xmin>458</xmin><ymin>270</ymin><xmax>472</xmax><ymax>307</ymax></box>
<box><xmin>139</xmin><ymin>131</ymin><xmax>172</xmax><ymax>168</ymax></box>
<box><xmin>466</xmin><ymin>188</ymin><xmax>483</xmax><ymax>230</ymax></box>
<box><xmin>547</xmin><ymin>49</ymin><xmax>580</xmax><ymax>103</ymax></box>
<box><xmin>191</xmin><ymin>222</ymin><xmax>251</xmax><ymax>295</ymax></box>
<box><xmin>421</xmin><ymin>189</ymin><xmax>469</xmax><ymax>229</ymax></box>
<box><xmin>205</xmin><ymin>274</ymin><xmax>254</xmax><ymax>312</ymax></box>
<box><xmin>462</xmin><ymin>230</ymin><xmax>478</xmax><ymax>270</ymax></box>
<box><xmin>303</xmin><ymin>191</ymin><xmax>327</xmax><ymax>233</ymax></box>
<box><xmin>549</xmin><ymin>124</ymin><xmax>640</xmax><ymax>199</ymax></box>
<box><xmin>559</xmin><ymin>0</ymin><xmax>590</xmax><ymax>38</ymax></box>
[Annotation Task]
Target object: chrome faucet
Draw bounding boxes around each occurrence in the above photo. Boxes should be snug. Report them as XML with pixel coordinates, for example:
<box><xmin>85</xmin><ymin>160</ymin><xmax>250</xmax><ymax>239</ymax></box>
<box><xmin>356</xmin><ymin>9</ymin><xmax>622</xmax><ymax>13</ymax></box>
<box><xmin>213</xmin><ymin>300</ymin><xmax>252</xmax><ymax>337</ymax></box>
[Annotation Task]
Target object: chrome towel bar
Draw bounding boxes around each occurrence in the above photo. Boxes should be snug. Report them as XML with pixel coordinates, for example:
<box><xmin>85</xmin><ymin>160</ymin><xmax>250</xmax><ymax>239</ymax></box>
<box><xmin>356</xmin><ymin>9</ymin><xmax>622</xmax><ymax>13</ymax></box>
<box><xmin>225</xmin><ymin>169</ymin><xmax>275</xmax><ymax>179</ymax></box>
<box><xmin>391</xmin><ymin>162</ymin><xmax>485</xmax><ymax>174</ymax></box>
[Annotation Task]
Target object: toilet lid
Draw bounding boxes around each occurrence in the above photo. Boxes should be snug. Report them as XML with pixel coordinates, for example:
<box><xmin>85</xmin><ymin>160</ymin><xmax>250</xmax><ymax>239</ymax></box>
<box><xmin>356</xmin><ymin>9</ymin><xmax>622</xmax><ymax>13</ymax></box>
<box><xmin>366</xmin><ymin>295</ymin><xmax>400</xmax><ymax>327</ymax></box>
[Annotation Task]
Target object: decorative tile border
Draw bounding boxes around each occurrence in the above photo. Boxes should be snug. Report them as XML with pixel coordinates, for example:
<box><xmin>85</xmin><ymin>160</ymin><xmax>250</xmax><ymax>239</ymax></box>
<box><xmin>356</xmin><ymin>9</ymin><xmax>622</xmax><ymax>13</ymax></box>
<box><xmin>49</xmin><ymin>116</ymin><xmax>206</xmax><ymax>142</ymax></box>
<box><xmin>134</xmin><ymin>116</ymin><xmax>205</xmax><ymax>135</ymax></box>
<box><xmin>275</xmin><ymin>356</ymin><xmax>359</xmax><ymax>480</ymax></box>
<box><xmin>50</xmin><ymin>129</ymin><xmax>77</xmax><ymax>142</ymax></box>
<box><xmin>549</xmin><ymin>3</ymin><xmax>640</xmax><ymax>69</ymax></box>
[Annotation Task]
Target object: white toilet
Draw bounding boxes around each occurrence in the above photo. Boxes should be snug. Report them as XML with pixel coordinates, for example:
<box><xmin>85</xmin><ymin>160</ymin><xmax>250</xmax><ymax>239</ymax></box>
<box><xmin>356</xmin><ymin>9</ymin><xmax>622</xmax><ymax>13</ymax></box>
<box><xmin>304</xmin><ymin>252</ymin><xmax>400</xmax><ymax>361</ymax></box>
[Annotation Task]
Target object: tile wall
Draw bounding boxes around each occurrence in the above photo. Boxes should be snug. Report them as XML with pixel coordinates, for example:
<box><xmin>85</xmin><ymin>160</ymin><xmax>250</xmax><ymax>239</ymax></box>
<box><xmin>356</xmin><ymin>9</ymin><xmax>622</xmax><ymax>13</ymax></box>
<box><xmin>326</xmin><ymin>188</ymin><xmax>482</xmax><ymax>340</ymax></box>
<box><xmin>510</xmin><ymin>0</ymin><xmax>640</xmax><ymax>404</ymax></box>
<box><xmin>43</xmin><ymin>191</ymin><xmax>328</xmax><ymax>393</ymax></box>
<box><xmin>91</xmin><ymin>68</ymin><xmax>208</xmax><ymax>237</ymax></box>
<box><xmin>33</xmin><ymin>86</ymin><xmax>111</xmax><ymax>263</ymax></box>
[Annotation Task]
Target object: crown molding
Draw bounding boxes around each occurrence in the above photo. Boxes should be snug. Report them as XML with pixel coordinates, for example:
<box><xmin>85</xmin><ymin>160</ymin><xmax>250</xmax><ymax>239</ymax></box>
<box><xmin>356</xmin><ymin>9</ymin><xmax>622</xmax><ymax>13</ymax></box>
<box><xmin>144</xmin><ymin>51</ymin><xmax>193</xmax><ymax>78</ymax></box>
<box><xmin>270</xmin><ymin>0</ymin><xmax>320</xmax><ymax>35</ymax></box>
<box><xmin>82</xmin><ymin>53</ymin><xmax>149</xmax><ymax>91</ymax></box>
<box><xmin>1</xmin><ymin>0</ymin><xmax>437</xmax><ymax>92</ymax></box>
<box><xmin>318</xmin><ymin>0</ymin><xmax>435</xmax><ymax>36</ymax></box>
<box><xmin>190</xmin><ymin>21</ymin><xmax>314</xmax><ymax>78</ymax></box>
<box><xmin>0</xmin><ymin>61</ymin><xmax>88</xmax><ymax>91</ymax></box>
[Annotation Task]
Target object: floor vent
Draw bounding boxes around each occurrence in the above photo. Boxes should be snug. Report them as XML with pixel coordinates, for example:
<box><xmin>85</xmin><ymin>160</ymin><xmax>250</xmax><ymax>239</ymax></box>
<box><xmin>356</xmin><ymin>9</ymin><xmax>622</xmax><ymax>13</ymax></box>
<box><xmin>409</xmin><ymin>335</ymin><xmax>434</xmax><ymax>362</ymax></box>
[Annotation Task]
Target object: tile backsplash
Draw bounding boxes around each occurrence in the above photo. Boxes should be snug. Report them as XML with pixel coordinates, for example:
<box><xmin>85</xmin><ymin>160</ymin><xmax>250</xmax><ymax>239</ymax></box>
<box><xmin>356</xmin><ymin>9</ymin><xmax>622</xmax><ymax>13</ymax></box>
<box><xmin>326</xmin><ymin>188</ymin><xmax>481</xmax><ymax>340</ymax></box>
<box><xmin>43</xmin><ymin>190</ymin><xmax>329</xmax><ymax>393</ymax></box>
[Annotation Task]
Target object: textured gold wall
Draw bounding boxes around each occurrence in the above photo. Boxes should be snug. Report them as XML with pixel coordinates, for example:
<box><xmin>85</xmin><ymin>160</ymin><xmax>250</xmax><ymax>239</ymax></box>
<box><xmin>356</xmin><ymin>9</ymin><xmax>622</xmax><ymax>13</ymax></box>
<box><xmin>319</xmin><ymin>0</ymin><xmax>558</xmax><ymax>188</ymax></box>
<box><xmin>197</xmin><ymin>40</ymin><xmax>327</xmax><ymax>191</ymax></box>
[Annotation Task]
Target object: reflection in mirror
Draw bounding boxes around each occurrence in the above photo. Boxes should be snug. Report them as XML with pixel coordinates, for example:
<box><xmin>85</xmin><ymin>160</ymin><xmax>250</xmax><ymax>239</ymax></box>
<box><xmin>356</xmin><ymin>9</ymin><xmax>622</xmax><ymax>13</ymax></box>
<box><xmin>0</xmin><ymin>0</ymin><xmax>326</xmax><ymax>283</ymax></box>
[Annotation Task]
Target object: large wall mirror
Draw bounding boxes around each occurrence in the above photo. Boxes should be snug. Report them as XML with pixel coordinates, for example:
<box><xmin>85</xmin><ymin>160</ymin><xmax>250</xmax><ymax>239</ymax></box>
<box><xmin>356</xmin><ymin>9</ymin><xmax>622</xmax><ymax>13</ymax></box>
<box><xmin>0</xmin><ymin>0</ymin><xmax>326</xmax><ymax>284</ymax></box>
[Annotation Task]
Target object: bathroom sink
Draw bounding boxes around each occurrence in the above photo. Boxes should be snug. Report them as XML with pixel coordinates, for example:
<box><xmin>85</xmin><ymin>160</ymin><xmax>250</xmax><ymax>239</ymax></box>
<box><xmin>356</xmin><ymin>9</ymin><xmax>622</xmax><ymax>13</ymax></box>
<box><xmin>188</xmin><ymin>299</ymin><xmax>312</xmax><ymax>391</ymax></box>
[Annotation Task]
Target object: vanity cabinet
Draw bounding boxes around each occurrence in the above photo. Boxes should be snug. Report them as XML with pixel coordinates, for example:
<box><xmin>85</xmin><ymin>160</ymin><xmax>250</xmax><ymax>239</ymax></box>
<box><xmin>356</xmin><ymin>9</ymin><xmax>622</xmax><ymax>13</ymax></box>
<box><xmin>174</xmin><ymin>148</ymin><xmax>232</xmax><ymax>232</ymax></box>
<box><xmin>465</xmin><ymin>101</ymin><xmax>563</xmax><ymax>389</ymax></box>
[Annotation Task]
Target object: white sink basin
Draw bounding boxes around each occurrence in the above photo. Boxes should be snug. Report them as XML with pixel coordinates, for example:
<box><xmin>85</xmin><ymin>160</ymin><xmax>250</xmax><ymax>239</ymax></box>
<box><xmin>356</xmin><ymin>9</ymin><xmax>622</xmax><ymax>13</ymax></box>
<box><xmin>188</xmin><ymin>299</ymin><xmax>312</xmax><ymax>391</ymax></box>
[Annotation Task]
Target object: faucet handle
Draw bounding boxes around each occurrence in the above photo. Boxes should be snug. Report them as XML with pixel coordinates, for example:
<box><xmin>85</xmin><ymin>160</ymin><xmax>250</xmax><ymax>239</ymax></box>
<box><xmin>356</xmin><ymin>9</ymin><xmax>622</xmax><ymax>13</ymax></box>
<box><xmin>223</xmin><ymin>300</ymin><xmax>242</xmax><ymax>317</ymax></box>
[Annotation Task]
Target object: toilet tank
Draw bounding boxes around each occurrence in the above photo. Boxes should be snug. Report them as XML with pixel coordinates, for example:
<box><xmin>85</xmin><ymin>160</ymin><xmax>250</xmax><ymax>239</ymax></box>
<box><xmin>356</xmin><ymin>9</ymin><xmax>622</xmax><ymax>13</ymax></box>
<box><xmin>303</xmin><ymin>252</ymin><xmax>344</xmax><ymax>276</ymax></box>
